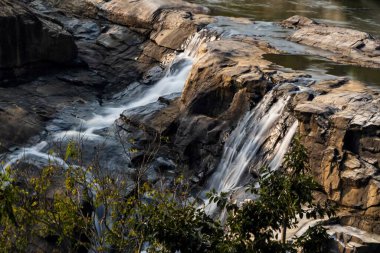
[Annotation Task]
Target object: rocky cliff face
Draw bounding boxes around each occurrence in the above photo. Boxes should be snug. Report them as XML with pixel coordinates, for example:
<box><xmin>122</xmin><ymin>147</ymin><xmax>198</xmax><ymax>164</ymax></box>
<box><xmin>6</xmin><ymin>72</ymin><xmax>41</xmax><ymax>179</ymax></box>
<box><xmin>117</xmin><ymin>17</ymin><xmax>380</xmax><ymax>253</ymax></box>
<box><xmin>0</xmin><ymin>0</ymin><xmax>77</xmax><ymax>80</ymax></box>
<box><xmin>295</xmin><ymin>80</ymin><xmax>380</xmax><ymax>233</ymax></box>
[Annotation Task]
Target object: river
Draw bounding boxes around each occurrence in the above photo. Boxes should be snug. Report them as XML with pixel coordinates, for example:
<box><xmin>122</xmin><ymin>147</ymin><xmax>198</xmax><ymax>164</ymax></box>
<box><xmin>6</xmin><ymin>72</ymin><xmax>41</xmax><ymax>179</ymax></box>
<box><xmin>188</xmin><ymin>0</ymin><xmax>380</xmax><ymax>38</ymax></box>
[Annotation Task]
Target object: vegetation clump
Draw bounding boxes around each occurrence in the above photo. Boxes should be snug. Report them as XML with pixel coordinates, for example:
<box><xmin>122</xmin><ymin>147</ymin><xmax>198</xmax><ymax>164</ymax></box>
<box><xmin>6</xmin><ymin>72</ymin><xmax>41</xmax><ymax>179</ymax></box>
<box><xmin>0</xmin><ymin>138</ymin><xmax>335</xmax><ymax>252</ymax></box>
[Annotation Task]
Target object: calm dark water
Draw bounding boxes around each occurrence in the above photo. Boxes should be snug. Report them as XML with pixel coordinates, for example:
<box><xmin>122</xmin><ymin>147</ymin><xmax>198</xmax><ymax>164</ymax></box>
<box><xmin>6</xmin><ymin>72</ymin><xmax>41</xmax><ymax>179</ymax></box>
<box><xmin>189</xmin><ymin>0</ymin><xmax>380</xmax><ymax>37</ymax></box>
<box><xmin>264</xmin><ymin>54</ymin><xmax>380</xmax><ymax>87</ymax></box>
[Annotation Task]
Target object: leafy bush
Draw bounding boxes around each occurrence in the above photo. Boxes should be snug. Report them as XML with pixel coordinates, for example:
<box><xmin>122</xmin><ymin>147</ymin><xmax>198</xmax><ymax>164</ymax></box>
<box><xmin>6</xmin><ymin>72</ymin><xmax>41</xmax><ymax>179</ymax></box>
<box><xmin>0</xmin><ymin>137</ymin><xmax>334</xmax><ymax>252</ymax></box>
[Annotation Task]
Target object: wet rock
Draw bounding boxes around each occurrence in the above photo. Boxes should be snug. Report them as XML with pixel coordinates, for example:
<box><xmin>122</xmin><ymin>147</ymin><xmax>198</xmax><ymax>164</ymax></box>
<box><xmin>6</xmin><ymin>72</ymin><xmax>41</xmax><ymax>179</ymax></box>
<box><xmin>142</xmin><ymin>66</ymin><xmax>165</xmax><ymax>84</ymax></box>
<box><xmin>154</xmin><ymin>157</ymin><xmax>176</xmax><ymax>171</ymax></box>
<box><xmin>0</xmin><ymin>0</ymin><xmax>77</xmax><ymax>80</ymax></box>
<box><xmin>284</xmin><ymin>15</ymin><xmax>380</xmax><ymax>68</ymax></box>
<box><xmin>0</xmin><ymin>76</ymin><xmax>97</xmax><ymax>149</ymax></box>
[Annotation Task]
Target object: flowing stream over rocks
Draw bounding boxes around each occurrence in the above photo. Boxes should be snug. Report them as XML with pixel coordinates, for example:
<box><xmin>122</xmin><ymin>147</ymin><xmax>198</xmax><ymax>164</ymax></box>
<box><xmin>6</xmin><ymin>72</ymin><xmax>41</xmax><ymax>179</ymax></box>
<box><xmin>206</xmin><ymin>92</ymin><xmax>293</xmax><ymax>194</ymax></box>
<box><xmin>204</xmin><ymin>89</ymin><xmax>299</xmax><ymax>215</ymax></box>
<box><xmin>1</xmin><ymin>0</ymin><xmax>380</xmax><ymax>252</ymax></box>
<box><xmin>3</xmin><ymin>31</ymin><xmax>212</xmax><ymax>170</ymax></box>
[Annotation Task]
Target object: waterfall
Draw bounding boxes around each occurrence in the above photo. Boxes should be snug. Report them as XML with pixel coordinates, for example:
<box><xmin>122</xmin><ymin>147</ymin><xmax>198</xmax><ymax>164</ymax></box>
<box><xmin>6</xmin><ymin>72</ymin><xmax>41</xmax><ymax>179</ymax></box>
<box><xmin>269</xmin><ymin>121</ymin><xmax>299</xmax><ymax>171</ymax></box>
<box><xmin>207</xmin><ymin>92</ymin><xmax>288</xmax><ymax>193</ymax></box>
<box><xmin>2</xmin><ymin>30</ymin><xmax>214</xmax><ymax>170</ymax></box>
<box><xmin>205</xmin><ymin>89</ymin><xmax>299</xmax><ymax>214</ymax></box>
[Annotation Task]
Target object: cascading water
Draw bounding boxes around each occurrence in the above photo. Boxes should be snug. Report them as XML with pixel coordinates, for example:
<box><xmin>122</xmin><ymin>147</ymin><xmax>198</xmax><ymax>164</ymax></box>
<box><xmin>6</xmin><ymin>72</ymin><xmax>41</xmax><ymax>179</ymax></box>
<box><xmin>205</xmin><ymin>89</ymin><xmax>299</xmax><ymax>214</ymax></box>
<box><xmin>2</xmin><ymin>30</ymin><xmax>215</xmax><ymax>170</ymax></box>
<box><xmin>269</xmin><ymin>121</ymin><xmax>299</xmax><ymax>171</ymax></box>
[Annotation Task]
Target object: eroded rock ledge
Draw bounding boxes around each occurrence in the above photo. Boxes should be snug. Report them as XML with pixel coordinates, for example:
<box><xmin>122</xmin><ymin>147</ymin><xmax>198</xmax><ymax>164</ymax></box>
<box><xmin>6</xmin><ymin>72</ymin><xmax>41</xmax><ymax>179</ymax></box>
<box><xmin>118</xmin><ymin>17</ymin><xmax>380</xmax><ymax>250</ymax></box>
<box><xmin>282</xmin><ymin>15</ymin><xmax>380</xmax><ymax>68</ymax></box>
<box><xmin>295</xmin><ymin>80</ymin><xmax>380</xmax><ymax>233</ymax></box>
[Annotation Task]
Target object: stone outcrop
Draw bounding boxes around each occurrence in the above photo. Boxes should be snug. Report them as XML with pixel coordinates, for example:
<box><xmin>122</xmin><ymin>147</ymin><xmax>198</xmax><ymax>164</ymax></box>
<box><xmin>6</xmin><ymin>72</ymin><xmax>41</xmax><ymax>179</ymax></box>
<box><xmin>173</xmin><ymin>38</ymin><xmax>278</xmax><ymax>176</ymax></box>
<box><xmin>282</xmin><ymin>15</ymin><xmax>380</xmax><ymax>68</ymax></box>
<box><xmin>117</xmin><ymin>36</ymin><xmax>304</xmax><ymax>183</ymax></box>
<box><xmin>0</xmin><ymin>0</ymin><xmax>77</xmax><ymax>80</ymax></box>
<box><xmin>42</xmin><ymin>0</ymin><xmax>209</xmax><ymax>26</ymax></box>
<box><xmin>41</xmin><ymin>0</ymin><xmax>212</xmax><ymax>49</ymax></box>
<box><xmin>294</xmin><ymin>80</ymin><xmax>380</xmax><ymax>233</ymax></box>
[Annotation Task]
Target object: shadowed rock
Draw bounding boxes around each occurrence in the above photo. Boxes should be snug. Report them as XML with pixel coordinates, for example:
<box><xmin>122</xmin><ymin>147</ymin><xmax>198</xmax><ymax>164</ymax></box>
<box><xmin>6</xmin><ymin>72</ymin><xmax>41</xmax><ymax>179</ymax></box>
<box><xmin>0</xmin><ymin>0</ymin><xmax>77</xmax><ymax>80</ymax></box>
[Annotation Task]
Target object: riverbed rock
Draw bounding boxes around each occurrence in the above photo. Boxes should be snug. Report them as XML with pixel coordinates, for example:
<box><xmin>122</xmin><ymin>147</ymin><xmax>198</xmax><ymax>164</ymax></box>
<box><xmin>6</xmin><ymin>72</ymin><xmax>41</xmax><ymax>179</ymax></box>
<box><xmin>42</xmin><ymin>0</ymin><xmax>209</xmax><ymax>27</ymax></box>
<box><xmin>326</xmin><ymin>225</ymin><xmax>380</xmax><ymax>253</ymax></box>
<box><xmin>0</xmin><ymin>0</ymin><xmax>77</xmax><ymax>81</ymax></box>
<box><xmin>40</xmin><ymin>0</ymin><xmax>212</xmax><ymax>53</ymax></box>
<box><xmin>283</xmin><ymin>15</ymin><xmax>380</xmax><ymax>68</ymax></box>
<box><xmin>294</xmin><ymin>80</ymin><xmax>380</xmax><ymax>233</ymax></box>
<box><xmin>281</xmin><ymin>15</ymin><xmax>318</xmax><ymax>29</ymax></box>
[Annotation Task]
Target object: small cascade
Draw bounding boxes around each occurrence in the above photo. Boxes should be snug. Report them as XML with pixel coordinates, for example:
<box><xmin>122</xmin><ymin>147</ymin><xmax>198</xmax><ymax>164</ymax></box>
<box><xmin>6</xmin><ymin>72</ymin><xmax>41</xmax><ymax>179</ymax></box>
<box><xmin>2</xmin><ymin>30</ymin><xmax>215</xmax><ymax>170</ymax></box>
<box><xmin>205</xmin><ymin>88</ymin><xmax>299</xmax><ymax>214</ymax></box>
<box><xmin>2</xmin><ymin>141</ymin><xmax>69</xmax><ymax>171</ymax></box>
<box><xmin>181</xmin><ymin>30</ymin><xmax>216</xmax><ymax>58</ymax></box>
<box><xmin>67</xmin><ymin>29</ymin><xmax>215</xmax><ymax>140</ymax></box>
<box><xmin>207</xmin><ymin>92</ymin><xmax>289</xmax><ymax>193</ymax></box>
<box><xmin>269</xmin><ymin>121</ymin><xmax>299</xmax><ymax>171</ymax></box>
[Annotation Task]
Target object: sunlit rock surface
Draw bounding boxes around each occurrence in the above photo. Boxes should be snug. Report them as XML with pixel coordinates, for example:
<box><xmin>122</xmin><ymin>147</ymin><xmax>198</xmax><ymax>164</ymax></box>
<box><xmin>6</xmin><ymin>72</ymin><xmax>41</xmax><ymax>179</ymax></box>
<box><xmin>283</xmin><ymin>15</ymin><xmax>380</xmax><ymax>68</ymax></box>
<box><xmin>295</xmin><ymin>80</ymin><xmax>380</xmax><ymax>234</ymax></box>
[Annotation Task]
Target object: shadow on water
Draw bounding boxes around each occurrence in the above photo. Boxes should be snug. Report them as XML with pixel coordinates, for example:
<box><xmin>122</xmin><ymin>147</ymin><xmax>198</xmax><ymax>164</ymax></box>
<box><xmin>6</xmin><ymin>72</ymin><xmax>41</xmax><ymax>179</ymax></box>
<box><xmin>264</xmin><ymin>54</ymin><xmax>380</xmax><ymax>87</ymax></box>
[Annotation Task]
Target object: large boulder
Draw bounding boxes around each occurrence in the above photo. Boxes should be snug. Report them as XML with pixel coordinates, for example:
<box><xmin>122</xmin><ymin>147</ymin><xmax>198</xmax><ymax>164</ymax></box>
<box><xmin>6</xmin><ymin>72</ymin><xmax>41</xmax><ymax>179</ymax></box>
<box><xmin>0</xmin><ymin>0</ymin><xmax>77</xmax><ymax>80</ymax></box>
<box><xmin>283</xmin><ymin>15</ymin><xmax>380</xmax><ymax>68</ymax></box>
<box><xmin>42</xmin><ymin>0</ymin><xmax>208</xmax><ymax>27</ymax></box>
<box><xmin>41</xmin><ymin>0</ymin><xmax>212</xmax><ymax>51</ymax></box>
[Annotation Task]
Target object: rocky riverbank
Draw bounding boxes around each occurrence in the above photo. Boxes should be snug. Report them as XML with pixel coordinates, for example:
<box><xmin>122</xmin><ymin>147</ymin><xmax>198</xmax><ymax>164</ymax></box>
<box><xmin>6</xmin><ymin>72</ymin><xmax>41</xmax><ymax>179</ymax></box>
<box><xmin>282</xmin><ymin>15</ymin><xmax>380</xmax><ymax>68</ymax></box>
<box><xmin>1</xmin><ymin>1</ymin><xmax>379</xmax><ymax>252</ymax></box>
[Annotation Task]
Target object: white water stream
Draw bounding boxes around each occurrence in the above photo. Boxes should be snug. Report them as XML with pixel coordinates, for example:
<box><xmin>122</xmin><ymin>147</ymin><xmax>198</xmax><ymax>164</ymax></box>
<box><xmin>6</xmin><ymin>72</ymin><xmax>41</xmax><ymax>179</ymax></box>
<box><xmin>2</xmin><ymin>31</ymin><xmax>213</xmax><ymax>170</ymax></box>
<box><xmin>205</xmin><ymin>90</ymin><xmax>299</xmax><ymax>214</ymax></box>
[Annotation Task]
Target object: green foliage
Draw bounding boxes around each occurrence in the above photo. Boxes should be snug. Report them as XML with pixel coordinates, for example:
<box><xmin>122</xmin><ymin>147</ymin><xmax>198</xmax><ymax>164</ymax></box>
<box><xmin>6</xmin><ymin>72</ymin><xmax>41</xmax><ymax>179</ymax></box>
<box><xmin>209</xmin><ymin>135</ymin><xmax>336</xmax><ymax>253</ymax></box>
<box><xmin>295</xmin><ymin>224</ymin><xmax>332</xmax><ymax>253</ymax></box>
<box><xmin>0</xmin><ymin>142</ymin><xmax>222</xmax><ymax>252</ymax></box>
<box><xmin>0</xmin><ymin>137</ymin><xmax>335</xmax><ymax>253</ymax></box>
